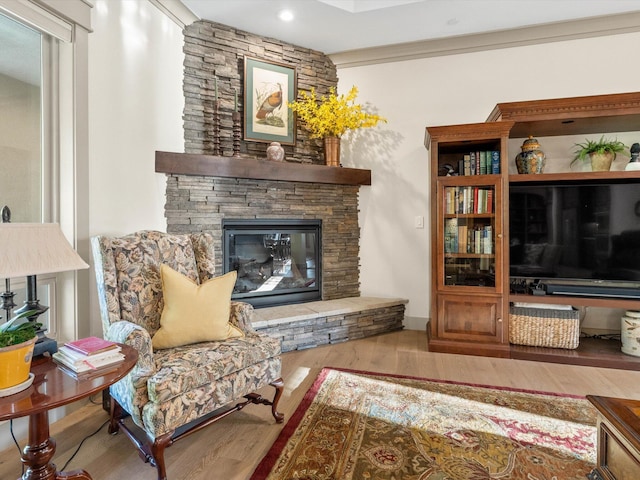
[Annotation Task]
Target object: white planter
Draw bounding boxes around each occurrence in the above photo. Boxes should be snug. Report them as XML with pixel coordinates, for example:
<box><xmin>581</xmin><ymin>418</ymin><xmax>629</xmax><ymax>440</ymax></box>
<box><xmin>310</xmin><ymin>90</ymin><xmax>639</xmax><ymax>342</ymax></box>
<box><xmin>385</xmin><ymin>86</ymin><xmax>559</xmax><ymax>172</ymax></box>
<box><xmin>621</xmin><ymin>311</ymin><xmax>640</xmax><ymax>357</ymax></box>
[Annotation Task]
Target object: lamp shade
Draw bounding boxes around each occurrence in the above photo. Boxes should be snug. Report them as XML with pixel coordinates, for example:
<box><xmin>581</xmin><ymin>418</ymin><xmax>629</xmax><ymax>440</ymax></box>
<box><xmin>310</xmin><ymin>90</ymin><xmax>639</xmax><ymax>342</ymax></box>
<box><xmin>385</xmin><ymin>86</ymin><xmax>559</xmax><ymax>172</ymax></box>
<box><xmin>0</xmin><ymin>223</ymin><xmax>89</xmax><ymax>278</ymax></box>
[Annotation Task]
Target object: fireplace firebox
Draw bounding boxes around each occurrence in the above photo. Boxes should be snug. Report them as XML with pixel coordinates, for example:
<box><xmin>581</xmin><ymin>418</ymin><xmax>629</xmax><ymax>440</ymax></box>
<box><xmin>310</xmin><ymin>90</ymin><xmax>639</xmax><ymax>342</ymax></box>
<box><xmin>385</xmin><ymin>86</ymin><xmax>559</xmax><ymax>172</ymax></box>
<box><xmin>222</xmin><ymin>219</ymin><xmax>322</xmax><ymax>307</ymax></box>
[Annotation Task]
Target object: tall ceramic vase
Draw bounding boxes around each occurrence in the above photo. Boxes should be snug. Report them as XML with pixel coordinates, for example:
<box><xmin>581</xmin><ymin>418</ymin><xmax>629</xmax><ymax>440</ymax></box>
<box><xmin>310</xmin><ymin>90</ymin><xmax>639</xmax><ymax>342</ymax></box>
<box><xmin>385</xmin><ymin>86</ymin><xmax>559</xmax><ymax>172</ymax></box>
<box><xmin>515</xmin><ymin>136</ymin><xmax>546</xmax><ymax>174</ymax></box>
<box><xmin>324</xmin><ymin>136</ymin><xmax>340</xmax><ymax>167</ymax></box>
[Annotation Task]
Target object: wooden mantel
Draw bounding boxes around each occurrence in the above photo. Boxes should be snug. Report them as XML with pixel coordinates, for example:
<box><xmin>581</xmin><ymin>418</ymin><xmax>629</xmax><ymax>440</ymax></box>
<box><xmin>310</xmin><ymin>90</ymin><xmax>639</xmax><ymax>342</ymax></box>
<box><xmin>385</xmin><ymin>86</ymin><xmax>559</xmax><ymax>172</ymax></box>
<box><xmin>155</xmin><ymin>151</ymin><xmax>372</xmax><ymax>186</ymax></box>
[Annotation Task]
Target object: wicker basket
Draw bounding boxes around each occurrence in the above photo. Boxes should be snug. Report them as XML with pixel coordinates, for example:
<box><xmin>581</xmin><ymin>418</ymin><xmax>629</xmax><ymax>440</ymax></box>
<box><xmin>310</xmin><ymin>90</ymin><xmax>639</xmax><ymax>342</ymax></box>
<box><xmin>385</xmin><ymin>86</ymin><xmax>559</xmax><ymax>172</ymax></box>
<box><xmin>509</xmin><ymin>306</ymin><xmax>580</xmax><ymax>349</ymax></box>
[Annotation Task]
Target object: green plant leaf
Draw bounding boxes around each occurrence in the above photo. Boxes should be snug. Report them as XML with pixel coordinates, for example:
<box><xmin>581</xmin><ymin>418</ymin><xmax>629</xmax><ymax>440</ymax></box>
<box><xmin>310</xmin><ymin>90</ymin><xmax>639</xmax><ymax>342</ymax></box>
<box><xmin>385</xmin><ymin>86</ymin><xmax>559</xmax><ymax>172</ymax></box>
<box><xmin>0</xmin><ymin>309</ymin><xmax>40</xmax><ymax>333</ymax></box>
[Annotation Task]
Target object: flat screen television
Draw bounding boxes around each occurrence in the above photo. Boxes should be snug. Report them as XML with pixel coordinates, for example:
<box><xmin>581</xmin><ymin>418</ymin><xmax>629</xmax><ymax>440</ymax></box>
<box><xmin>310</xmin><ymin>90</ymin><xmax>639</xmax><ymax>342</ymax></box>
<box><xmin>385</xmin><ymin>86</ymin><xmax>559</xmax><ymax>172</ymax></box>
<box><xmin>509</xmin><ymin>180</ymin><xmax>640</xmax><ymax>298</ymax></box>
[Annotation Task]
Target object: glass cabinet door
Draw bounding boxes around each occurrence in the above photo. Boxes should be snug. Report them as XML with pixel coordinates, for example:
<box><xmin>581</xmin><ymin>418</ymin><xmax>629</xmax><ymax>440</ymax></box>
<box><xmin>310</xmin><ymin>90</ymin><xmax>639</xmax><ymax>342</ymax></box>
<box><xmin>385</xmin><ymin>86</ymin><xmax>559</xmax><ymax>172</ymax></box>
<box><xmin>441</xmin><ymin>184</ymin><xmax>496</xmax><ymax>288</ymax></box>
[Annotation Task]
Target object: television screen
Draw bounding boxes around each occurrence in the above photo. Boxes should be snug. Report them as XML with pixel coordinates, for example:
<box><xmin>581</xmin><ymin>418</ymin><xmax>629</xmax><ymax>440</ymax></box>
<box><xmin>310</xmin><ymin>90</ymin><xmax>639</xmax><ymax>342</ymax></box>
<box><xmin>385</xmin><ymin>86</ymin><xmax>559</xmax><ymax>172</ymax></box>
<box><xmin>509</xmin><ymin>182</ymin><xmax>640</xmax><ymax>290</ymax></box>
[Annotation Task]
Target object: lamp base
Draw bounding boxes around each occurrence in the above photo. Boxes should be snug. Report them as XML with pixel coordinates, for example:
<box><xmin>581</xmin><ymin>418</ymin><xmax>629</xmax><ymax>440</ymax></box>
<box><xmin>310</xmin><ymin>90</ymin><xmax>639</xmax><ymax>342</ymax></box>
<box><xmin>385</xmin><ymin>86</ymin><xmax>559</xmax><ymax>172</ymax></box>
<box><xmin>34</xmin><ymin>336</ymin><xmax>58</xmax><ymax>357</ymax></box>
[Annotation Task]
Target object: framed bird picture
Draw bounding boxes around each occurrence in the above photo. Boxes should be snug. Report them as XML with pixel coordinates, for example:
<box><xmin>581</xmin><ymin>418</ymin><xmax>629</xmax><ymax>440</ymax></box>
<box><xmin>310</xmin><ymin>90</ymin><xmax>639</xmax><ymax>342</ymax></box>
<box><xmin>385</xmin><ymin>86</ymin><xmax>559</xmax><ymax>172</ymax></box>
<box><xmin>244</xmin><ymin>56</ymin><xmax>296</xmax><ymax>145</ymax></box>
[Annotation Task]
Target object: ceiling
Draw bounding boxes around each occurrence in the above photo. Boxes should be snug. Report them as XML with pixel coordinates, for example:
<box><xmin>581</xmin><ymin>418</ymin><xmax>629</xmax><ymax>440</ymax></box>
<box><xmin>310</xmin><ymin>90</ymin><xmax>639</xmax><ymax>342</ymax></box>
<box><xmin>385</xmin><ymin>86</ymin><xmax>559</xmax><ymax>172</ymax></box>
<box><xmin>3</xmin><ymin>0</ymin><xmax>640</xmax><ymax>87</ymax></box>
<box><xmin>180</xmin><ymin>0</ymin><xmax>640</xmax><ymax>54</ymax></box>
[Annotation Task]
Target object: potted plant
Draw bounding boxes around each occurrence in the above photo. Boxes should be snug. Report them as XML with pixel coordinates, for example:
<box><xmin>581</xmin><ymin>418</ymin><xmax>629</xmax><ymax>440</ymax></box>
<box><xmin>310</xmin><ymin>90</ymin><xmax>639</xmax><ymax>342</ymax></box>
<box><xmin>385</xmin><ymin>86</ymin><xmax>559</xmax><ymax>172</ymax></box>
<box><xmin>288</xmin><ymin>86</ymin><xmax>386</xmax><ymax>166</ymax></box>
<box><xmin>0</xmin><ymin>310</ymin><xmax>40</xmax><ymax>391</ymax></box>
<box><xmin>572</xmin><ymin>136</ymin><xmax>629</xmax><ymax>171</ymax></box>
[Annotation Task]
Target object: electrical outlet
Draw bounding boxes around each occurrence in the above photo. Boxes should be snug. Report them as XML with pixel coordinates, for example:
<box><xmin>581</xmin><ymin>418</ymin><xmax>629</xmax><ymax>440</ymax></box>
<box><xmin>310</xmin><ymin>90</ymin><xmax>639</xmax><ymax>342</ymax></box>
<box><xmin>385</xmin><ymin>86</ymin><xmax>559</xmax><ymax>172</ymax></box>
<box><xmin>414</xmin><ymin>215</ymin><xmax>424</xmax><ymax>229</ymax></box>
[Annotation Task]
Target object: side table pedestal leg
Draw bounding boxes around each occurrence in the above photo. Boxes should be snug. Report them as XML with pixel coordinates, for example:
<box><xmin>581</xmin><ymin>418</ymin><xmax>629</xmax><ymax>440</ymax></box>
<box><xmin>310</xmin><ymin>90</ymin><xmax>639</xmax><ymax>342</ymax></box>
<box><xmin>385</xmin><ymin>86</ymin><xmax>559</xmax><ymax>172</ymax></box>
<box><xmin>21</xmin><ymin>411</ymin><xmax>92</xmax><ymax>480</ymax></box>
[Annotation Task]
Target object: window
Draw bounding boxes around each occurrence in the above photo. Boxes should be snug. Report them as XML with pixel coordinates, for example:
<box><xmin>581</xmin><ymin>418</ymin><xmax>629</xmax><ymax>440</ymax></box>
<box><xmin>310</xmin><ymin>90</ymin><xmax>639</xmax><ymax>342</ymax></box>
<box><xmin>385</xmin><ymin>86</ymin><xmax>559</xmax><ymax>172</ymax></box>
<box><xmin>0</xmin><ymin>11</ymin><xmax>58</xmax><ymax>333</ymax></box>
<box><xmin>0</xmin><ymin>0</ymin><xmax>91</xmax><ymax>344</ymax></box>
<box><xmin>0</xmin><ymin>12</ymin><xmax>45</xmax><ymax>222</ymax></box>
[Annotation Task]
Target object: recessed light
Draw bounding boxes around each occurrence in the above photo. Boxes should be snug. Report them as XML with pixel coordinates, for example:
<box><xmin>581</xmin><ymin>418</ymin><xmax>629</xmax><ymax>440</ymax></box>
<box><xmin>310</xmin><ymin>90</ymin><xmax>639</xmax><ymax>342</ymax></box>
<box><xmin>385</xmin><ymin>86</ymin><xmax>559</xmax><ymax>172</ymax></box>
<box><xmin>279</xmin><ymin>10</ymin><xmax>294</xmax><ymax>22</ymax></box>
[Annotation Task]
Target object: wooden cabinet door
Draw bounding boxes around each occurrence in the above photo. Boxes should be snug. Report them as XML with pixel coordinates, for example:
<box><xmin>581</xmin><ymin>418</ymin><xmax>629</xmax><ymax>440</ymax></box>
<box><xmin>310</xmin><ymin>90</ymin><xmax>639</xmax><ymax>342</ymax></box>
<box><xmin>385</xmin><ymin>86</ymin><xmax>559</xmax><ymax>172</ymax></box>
<box><xmin>436</xmin><ymin>294</ymin><xmax>504</xmax><ymax>343</ymax></box>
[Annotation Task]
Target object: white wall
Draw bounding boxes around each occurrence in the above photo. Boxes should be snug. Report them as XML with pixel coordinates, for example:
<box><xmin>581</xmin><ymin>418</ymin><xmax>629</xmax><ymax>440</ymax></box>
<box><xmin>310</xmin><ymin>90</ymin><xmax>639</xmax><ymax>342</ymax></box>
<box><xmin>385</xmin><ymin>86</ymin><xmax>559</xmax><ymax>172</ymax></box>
<box><xmin>338</xmin><ymin>31</ymin><xmax>640</xmax><ymax>331</ymax></box>
<box><xmin>88</xmin><ymin>0</ymin><xmax>184</xmax><ymax>335</ymax></box>
<box><xmin>89</xmin><ymin>0</ymin><xmax>183</xmax><ymax>237</ymax></box>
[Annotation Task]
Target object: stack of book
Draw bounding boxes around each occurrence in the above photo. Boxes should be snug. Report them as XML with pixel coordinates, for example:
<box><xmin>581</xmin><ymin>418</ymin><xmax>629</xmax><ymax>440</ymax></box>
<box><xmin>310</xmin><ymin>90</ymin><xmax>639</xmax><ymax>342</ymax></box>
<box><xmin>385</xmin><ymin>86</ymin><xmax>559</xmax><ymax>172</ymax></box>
<box><xmin>53</xmin><ymin>336</ymin><xmax>125</xmax><ymax>378</ymax></box>
<box><xmin>458</xmin><ymin>151</ymin><xmax>500</xmax><ymax>176</ymax></box>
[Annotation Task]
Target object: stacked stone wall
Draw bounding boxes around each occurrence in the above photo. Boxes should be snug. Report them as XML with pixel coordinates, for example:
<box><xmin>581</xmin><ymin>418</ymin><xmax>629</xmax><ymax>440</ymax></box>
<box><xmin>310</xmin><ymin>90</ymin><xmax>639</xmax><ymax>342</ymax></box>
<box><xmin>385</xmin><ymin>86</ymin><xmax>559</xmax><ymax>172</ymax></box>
<box><xmin>255</xmin><ymin>304</ymin><xmax>406</xmax><ymax>352</ymax></box>
<box><xmin>173</xmin><ymin>21</ymin><xmax>360</xmax><ymax>302</ymax></box>
<box><xmin>183</xmin><ymin>20</ymin><xmax>338</xmax><ymax>164</ymax></box>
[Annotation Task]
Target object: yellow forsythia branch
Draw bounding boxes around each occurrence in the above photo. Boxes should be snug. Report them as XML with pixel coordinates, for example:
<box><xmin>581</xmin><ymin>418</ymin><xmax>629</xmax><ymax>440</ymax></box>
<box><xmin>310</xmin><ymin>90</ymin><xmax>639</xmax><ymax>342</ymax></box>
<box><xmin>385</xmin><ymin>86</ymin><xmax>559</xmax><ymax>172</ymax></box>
<box><xmin>288</xmin><ymin>86</ymin><xmax>386</xmax><ymax>139</ymax></box>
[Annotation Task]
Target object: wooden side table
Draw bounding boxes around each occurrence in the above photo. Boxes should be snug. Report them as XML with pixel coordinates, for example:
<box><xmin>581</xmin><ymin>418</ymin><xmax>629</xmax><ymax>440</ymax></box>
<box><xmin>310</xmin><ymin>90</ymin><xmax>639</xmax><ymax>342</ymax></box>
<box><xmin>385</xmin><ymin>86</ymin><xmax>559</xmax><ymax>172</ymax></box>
<box><xmin>587</xmin><ymin>395</ymin><xmax>640</xmax><ymax>480</ymax></box>
<box><xmin>0</xmin><ymin>344</ymin><xmax>137</xmax><ymax>480</ymax></box>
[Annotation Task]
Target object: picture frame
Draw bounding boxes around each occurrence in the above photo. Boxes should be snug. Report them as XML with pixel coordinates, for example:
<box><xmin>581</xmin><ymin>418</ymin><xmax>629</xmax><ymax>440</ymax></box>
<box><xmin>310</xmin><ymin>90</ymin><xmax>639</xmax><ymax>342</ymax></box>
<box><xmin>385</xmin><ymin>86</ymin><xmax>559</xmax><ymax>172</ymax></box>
<box><xmin>243</xmin><ymin>56</ymin><xmax>296</xmax><ymax>145</ymax></box>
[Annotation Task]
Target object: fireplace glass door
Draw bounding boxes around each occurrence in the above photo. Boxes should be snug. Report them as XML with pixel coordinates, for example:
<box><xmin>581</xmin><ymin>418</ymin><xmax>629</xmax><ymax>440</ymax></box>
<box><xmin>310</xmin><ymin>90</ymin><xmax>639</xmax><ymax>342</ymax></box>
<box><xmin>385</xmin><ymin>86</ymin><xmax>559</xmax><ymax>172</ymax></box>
<box><xmin>223</xmin><ymin>219</ymin><xmax>321</xmax><ymax>307</ymax></box>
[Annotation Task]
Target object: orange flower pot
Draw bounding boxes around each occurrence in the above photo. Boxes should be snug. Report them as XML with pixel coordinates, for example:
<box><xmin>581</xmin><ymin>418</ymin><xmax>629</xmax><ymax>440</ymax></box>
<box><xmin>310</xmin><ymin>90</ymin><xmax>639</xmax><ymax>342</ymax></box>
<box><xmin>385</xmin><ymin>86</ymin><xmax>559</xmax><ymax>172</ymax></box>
<box><xmin>0</xmin><ymin>336</ymin><xmax>36</xmax><ymax>389</ymax></box>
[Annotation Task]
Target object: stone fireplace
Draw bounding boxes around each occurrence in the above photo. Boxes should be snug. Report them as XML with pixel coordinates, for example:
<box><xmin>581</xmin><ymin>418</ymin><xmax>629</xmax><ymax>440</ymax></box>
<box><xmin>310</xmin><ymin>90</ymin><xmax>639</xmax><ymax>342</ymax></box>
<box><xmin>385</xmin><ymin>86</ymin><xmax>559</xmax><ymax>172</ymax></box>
<box><xmin>157</xmin><ymin>153</ymin><xmax>406</xmax><ymax>350</ymax></box>
<box><xmin>158</xmin><ymin>152</ymin><xmax>370</xmax><ymax>304</ymax></box>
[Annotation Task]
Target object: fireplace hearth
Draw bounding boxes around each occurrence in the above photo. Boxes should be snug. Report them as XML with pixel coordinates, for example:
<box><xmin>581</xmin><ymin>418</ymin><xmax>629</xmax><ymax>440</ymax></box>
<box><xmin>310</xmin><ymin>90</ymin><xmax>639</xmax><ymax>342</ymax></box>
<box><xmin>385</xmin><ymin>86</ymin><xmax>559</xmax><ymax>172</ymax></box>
<box><xmin>223</xmin><ymin>219</ymin><xmax>322</xmax><ymax>307</ymax></box>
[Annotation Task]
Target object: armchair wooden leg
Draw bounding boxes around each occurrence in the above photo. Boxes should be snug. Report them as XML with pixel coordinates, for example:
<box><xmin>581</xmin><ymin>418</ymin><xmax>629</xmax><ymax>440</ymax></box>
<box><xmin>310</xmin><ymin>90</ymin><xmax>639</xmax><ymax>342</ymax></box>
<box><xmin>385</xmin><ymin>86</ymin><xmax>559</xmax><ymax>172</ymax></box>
<box><xmin>151</xmin><ymin>432</ymin><xmax>173</xmax><ymax>480</ymax></box>
<box><xmin>270</xmin><ymin>378</ymin><xmax>285</xmax><ymax>423</ymax></box>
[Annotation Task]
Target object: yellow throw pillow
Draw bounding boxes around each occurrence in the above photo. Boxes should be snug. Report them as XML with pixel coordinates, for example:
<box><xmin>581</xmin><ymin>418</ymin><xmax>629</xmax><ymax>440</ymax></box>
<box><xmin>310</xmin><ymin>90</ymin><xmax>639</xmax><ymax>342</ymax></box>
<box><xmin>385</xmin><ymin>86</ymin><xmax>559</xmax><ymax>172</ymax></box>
<box><xmin>152</xmin><ymin>265</ymin><xmax>244</xmax><ymax>349</ymax></box>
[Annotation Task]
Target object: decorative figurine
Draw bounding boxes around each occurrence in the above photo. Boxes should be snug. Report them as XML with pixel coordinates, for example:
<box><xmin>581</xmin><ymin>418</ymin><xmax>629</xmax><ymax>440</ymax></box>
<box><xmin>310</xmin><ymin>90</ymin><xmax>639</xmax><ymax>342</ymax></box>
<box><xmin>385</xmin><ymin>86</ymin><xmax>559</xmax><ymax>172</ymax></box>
<box><xmin>212</xmin><ymin>99</ymin><xmax>221</xmax><ymax>156</ymax></box>
<box><xmin>232</xmin><ymin>111</ymin><xmax>241</xmax><ymax>157</ymax></box>
<box><xmin>626</xmin><ymin>143</ymin><xmax>640</xmax><ymax>171</ymax></box>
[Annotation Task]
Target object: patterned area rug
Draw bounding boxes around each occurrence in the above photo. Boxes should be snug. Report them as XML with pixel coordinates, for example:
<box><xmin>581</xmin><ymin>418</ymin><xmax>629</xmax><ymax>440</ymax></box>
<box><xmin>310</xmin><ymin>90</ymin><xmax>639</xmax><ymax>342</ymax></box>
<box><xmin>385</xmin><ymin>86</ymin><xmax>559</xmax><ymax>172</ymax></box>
<box><xmin>251</xmin><ymin>368</ymin><xmax>597</xmax><ymax>480</ymax></box>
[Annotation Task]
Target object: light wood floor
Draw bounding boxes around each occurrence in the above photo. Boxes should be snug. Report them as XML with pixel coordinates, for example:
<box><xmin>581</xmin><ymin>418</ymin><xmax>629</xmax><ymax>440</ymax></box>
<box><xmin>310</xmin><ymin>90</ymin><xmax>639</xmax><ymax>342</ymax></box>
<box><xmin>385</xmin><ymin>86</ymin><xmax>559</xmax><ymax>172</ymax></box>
<box><xmin>2</xmin><ymin>329</ymin><xmax>640</xmax><ymax>480</ymax></box>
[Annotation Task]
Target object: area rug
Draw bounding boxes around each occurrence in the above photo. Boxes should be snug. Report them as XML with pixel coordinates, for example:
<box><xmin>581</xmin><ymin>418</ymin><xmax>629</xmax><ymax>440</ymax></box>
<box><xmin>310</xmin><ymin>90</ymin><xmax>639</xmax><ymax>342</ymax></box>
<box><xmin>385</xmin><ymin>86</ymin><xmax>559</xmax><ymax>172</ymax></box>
<box><xmin>251</xmin><ymin>367</ymin><xmax>597</xmax><ymax>480</ymax></box>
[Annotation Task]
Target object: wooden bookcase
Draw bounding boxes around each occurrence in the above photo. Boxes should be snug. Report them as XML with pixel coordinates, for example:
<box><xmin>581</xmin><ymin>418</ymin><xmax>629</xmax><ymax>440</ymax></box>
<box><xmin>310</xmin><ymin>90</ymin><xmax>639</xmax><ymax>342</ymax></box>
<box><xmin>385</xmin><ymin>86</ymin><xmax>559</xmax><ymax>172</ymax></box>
<box><xmin>426</xmin><ymin>92</ymin><xmax>640</xmax><ymax>370</ymax></box>
<box><xmin>426</xmin><ymin>122</ymin><xmax>513</xmax><ymax>358</ymax></box>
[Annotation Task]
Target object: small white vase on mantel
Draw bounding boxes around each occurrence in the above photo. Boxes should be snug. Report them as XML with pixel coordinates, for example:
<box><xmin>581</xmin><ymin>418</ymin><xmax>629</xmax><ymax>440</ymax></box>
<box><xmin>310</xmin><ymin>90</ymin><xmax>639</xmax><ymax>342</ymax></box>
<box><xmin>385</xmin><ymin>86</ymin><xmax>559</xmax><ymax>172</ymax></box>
<box><xmin>266</xmin><ymin>142</ymin><xmax>285</xmax><ymax>162</ymax></box>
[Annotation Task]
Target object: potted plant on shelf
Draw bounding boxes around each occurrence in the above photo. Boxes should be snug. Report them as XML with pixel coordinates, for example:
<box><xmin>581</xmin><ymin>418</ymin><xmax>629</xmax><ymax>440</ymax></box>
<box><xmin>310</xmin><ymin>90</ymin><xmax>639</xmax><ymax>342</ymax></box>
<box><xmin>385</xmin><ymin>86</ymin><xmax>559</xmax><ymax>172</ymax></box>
<box><xmin>288</xmin><ymin>86</ymin><xmax>386</xmax><ymax>166</ymax></box>
<box><xmin>572</xmin><ymin>136</ymin><xmax>629</xmax><ymax>172</ymax></box>
<box><xmin>0</xmin><ymin>310</ymin><xmax>40</xmax><ymax>393</ymax></box>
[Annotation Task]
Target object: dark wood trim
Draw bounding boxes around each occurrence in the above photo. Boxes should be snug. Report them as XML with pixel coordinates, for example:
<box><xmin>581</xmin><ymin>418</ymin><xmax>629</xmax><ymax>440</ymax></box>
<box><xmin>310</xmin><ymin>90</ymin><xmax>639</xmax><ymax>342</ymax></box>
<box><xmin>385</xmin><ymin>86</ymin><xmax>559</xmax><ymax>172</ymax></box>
<box><xmin>488</xmin><ymin>92</ymin><xmax>640</xmax><ymax>122</ymax></box>
<box><xmin>155</xmin><ymin>151</ymin><xmax>372</xmax><ymax>186</ymax></box>
<box><xmin>511</xmin><ymin>338</ymin><xmax>640</xmax><ymax>371</ymax></box>
<box><xmin>509</xmin><ymin>294</ymin><xmax>640</xmax><ymax>310</ymax></box>
<box><xmin>510</xmin><ymin>170</ymin><xmax>640</xmax><ymax>183</ymax></box>
<box><xmin>487</xmin><ymin>91</ymin><xmax>640</xmax><ymax>138</ymax></box>
<box><xmin>425</xmin><ymin>121</ymin><xmax>514</xmax><ymax>147</ymax></box>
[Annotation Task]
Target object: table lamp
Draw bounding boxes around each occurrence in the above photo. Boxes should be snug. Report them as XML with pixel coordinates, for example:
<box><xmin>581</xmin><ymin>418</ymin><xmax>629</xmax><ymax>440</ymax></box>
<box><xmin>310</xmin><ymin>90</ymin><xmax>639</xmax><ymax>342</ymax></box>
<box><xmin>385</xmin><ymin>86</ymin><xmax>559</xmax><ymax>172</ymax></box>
<box><xmin>0</xmin><ymin>223</ymin><xmax>89</xmax><ymax>358</ymax></box>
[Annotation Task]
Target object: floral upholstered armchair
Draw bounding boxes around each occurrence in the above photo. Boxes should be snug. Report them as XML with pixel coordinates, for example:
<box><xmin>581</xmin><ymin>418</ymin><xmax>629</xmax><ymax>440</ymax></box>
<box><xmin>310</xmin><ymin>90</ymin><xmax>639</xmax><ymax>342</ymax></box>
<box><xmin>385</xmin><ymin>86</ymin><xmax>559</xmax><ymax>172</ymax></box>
<box><xmin>91</xmin><ymin>230</ymin><xmax>284</xmax><ymax>480</ymax></box>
